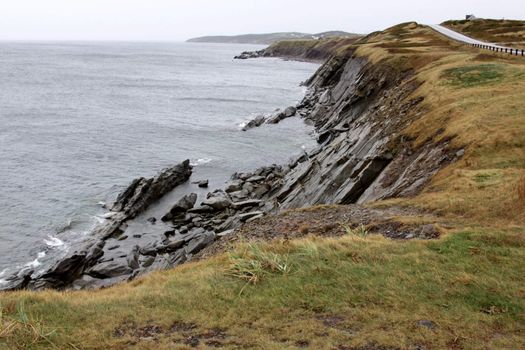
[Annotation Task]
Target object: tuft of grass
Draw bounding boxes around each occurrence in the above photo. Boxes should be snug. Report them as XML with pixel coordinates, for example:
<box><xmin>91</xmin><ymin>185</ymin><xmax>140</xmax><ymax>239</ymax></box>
<box><xmin>341</xmin><ymin>223</ymin><xmax>369</xmax><ymax>237</ymax></box>
<box><xmin>0</xmin><ymin>302</ymin><xmax>57</xmax><ymax>349</ymax></box>
<box><xmin>227</xmin><ymin>242</ymin><xmax>293</xmax><ymax>288</ymax></box>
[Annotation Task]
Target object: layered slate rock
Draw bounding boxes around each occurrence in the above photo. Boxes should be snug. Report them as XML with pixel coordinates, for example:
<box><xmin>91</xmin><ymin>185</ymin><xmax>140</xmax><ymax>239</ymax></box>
<box><xmin>112</xmin><ymin>160</ymin><xmax>193</xmax><ymax>219</ymax></box>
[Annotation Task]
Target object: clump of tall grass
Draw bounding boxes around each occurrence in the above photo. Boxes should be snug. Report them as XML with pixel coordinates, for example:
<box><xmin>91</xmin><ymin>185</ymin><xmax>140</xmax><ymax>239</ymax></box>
<box><xmin>340</xmin><ymin>223</ymin><xmax>369</xmax><ymax>237</ymax></box>
<box><xmin>0</xmin><ymin>302</ymin><xmax>56</xmax><ymax>349</ymax></box>
<box><xmin>228</xmin><ymin>242</ymin><xmax>292</xmax><ymax>293</ymax></box>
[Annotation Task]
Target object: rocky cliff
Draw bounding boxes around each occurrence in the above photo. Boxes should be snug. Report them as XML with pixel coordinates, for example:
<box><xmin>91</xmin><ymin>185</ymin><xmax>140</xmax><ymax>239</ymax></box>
<box><xmin>235</xmin><ymin>37</ymin><xmax>360</xmax><ymax>61</ymax></box>
<box><xmin>0</xmin><ymin>25</ymin><xmax>461</xmax><ymax>291</ymax></box>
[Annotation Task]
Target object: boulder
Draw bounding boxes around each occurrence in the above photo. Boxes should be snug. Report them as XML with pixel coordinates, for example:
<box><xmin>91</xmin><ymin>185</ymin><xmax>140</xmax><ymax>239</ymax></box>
<box><xmin>202</xmin><ymin>197</ymin><xmax>232</xmax><ymax>211</ymax></box>
<box><xmin>185</xmin><ymin>231</ymin><xmax>216</xmax><ymax>255</ymax></box>
<box><xmin>283</xmin><ymin>106</ymin><xmax>297</xmax><ymax>117</ymax></box>
<box><xmin>195</xmin><ymin>180</ymin><xmax>209</xmax><ymax>188</ymax></box>
<box><xmin>87</xmin><ymin>259</ymin><xmax>133</xmax><ymax>278</ymax></box>
<box><xmin>242</xmin><ymin>115</ymin><xmax>266</xmax><ymax>131</ymax></box>
<box><xmin>162</xmin><ymin>237</ymin><xmax>185</xmax><ymax>252</ymax></box>
<box><xmin>162</xmin><ymin>193</ymin><xmax>198</xmax><ymax>221</ymax></box>
<box><xmin>111</xmin><ymin>160</ymin><xmax>192</xmax><ymax>220</ymax></box>
<box><xmin>225</xmin><ymin>181</ymin><xmax>243</xmax><ymax>193</ymax></box>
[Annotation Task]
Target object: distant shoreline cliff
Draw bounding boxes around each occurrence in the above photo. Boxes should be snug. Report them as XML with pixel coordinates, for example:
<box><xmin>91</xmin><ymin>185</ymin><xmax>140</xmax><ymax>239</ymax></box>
<box><xmin>186</xmin><ymin>31</ymin><xmax>360</xmax><ymax>45</ymax></box>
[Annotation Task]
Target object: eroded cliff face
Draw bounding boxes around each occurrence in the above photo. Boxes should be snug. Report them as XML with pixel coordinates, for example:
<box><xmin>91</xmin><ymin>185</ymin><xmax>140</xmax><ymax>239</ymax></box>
<box><xmin>264</xmin><ymin>52</ymin><xmax>460</xmax><ymax>209</ymax></box>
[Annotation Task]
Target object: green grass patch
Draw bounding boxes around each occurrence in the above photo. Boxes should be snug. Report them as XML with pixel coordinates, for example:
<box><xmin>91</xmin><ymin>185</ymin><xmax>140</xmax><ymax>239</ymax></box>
<box><xmin>443</xmin><ymin>64</ymin><xmax>505</xmax><ymax>88</ymax></box>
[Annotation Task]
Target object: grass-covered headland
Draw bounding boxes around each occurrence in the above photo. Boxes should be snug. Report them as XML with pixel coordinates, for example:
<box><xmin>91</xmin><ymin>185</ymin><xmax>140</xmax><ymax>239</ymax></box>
<box><xmin>1</xmin><ymin>21</ymin><xmax>525</xmax><ymax>349</ymax></box>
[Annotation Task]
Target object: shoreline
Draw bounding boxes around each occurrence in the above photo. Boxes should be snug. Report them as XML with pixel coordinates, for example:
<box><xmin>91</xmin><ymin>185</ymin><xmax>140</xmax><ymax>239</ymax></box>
<box><xmin>0</xmin><ymin>66</ymin><xmax>320</xmax><ymax>291</ymax></box>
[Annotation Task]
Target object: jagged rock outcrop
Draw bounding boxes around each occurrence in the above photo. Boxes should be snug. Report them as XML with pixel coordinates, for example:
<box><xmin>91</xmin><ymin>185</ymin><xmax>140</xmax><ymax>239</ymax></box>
<box><xmin>112</xmin><ymin>160</ymin><xmax>192</xmax><ymax>219</ymax></box>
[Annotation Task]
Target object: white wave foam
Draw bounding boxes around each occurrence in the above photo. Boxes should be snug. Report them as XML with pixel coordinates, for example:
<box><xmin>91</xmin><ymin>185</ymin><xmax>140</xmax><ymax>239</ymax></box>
<box><xmin>44</xmin><ymin>235</ymin><xmax>65</xmax><ymax>247</ymax></box>
<box><xmin>25</xmin><ymin>258</ymin><xmax>42</xmax><ymax>268</ymax></box>
<box><xmin>94</xmin><ymin>216</ymin><xmax>106</xmax><ymax>224</ymax></box>
<box><xmin>38</xmin><ymin>251</ymin><xmax>46</xmax><ymax>259</ymax></box>
<box><xmin>190</xmin><ymin>158</ymin><xmax>212</xmax><ymax>166</ymax></box>
<box><xmin>238</xmin><ymin>121</ymin><xmax>248</xmax><ymax>129</ymax></box>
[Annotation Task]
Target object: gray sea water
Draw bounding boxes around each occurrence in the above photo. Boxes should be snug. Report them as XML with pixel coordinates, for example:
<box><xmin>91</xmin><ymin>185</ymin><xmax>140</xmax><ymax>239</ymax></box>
<box><xmin>0</xmin><ymin>42</ymin><xmax>318</xmax><ymax>279</ymax></box>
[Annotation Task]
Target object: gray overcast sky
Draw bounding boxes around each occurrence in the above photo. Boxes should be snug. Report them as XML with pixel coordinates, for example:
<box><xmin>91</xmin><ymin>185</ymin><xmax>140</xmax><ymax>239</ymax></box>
<box><xmin>0</xmin><ymin>0</ymin><xmax>523</xmax><ymax>41</ymax></box>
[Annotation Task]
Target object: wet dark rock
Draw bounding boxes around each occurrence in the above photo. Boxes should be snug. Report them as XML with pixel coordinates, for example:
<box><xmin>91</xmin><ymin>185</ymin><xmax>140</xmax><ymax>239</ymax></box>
<box><xmin>164</xmin><ymin>230</ymin><xmax>176</xmax><ymax>237</ymax></box>
<box><xmin>162</xmin><ymin>193</ymin><xmax>198</xmax><ymax>221</ymax></box>
<box><xmin>111</xmin><ymin>160</ymin><xmax>192</xmax><ymax>219</ymax></box>
<box><xmin>202</xmin><ymin>197</ymin><xmax>232</xmax><ymax>211</ymax></box>
<box><xmin>185</xmin><ymin>231</ymin><xmax>216</xmax><ymax>255</ymax></box>
<box><xmin>0</xmin><ymin>269</ymin><xmax>33</xmax><ymax>291</ymax></box>
<box><xmin>225</xmin><ymin>181</ymin><xmax>243</xmax><ymax>193</ymax></box>
<box><xmin>242</xmin><ymin>115</ymin><xmax>266</xmax><ymax>131</ymax></box>
<box><xmin>266</xmin><ymin>106</ymin><xmax>297</xmax><ymax>124</ymax></box>
<box><xmin>147</xmin><ymin>217</ymin><xmax>157</xmax><ymax>224</ymax></box>
<box><xmin>234</xmin><ymin>50</ymin><xmax>264</xmax><ymax>59</ymax></box>
<box><xmin>87</xmin><ymin>259</ymin><xmax>133</xmax><ymax>279</ymax></box>
<box><xmin>196</xmin><ymin>180</ymin><xmax>209</xmax><ymax>188</ymax></box>
<box><xmin>162</xmin><ymin>238</ymin><xmax>186</xmax><ymax>252</ymax></box>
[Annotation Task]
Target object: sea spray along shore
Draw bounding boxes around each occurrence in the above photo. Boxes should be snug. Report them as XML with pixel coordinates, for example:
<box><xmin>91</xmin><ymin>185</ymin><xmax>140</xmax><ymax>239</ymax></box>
<box><xmin>1</xmin><ymin>20</ymin><xmax>525</xmax><ymax>349</ymax></box>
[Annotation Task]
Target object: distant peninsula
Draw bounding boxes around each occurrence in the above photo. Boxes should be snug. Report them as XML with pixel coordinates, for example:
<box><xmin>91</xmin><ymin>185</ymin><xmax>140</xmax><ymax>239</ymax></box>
<box><xmin>186</xmin><ymin>31</ymin><xmax>360</xmax><ymax>45</ymax></box>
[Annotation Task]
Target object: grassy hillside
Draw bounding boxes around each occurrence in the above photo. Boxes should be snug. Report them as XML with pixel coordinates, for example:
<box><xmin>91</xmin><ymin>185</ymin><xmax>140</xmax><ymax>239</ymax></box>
<box><xmin>1</xmin><ymin>22</ymin><xmax>525</xmax><ymax>349</ymax></box>
<box><xmin>443</xmin><ymin>19</ymin><xmax>525</xmax><ymax>48</ymax></box>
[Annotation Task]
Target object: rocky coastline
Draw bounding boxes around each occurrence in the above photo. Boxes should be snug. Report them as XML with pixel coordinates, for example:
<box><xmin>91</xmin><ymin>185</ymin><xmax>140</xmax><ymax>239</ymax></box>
<box><xmin>0</xmin><ymin>45</ymin><xmax>463</xmax><ymax>292</ymax></box>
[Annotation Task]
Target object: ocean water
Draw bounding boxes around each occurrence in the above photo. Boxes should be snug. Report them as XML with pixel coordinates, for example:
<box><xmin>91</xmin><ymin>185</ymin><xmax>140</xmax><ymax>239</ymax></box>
<box><xmin>0</xmin><ymin>41</ymin><xmax>319</xmax><ymax>278</ymax></box>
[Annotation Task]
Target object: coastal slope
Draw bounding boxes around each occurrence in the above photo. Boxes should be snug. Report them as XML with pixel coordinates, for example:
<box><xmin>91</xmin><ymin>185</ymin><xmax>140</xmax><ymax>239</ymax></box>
<box><xmin>1</xmin><ymin>21</ymin><xmax>525</xmax><ymax>349</ymax></box>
